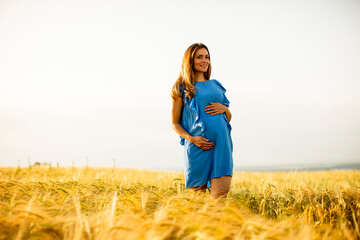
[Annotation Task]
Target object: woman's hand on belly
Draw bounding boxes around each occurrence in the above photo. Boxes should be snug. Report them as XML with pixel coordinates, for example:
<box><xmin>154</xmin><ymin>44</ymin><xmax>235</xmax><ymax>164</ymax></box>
<box><xmin>190</xmin><ymin>136</ymin><xmax>215</xmax><ymax>151</ymax></box>
<box><xmin>204</xmin><ymin>102</ymin><xmax>228</xmax><ymax>115</ymax></box>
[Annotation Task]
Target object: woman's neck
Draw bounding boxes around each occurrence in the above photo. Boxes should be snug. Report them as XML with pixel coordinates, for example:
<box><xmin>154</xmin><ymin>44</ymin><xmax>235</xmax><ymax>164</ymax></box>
<box><xmin>195</xmin><ymin>72</ymin><xmax>207</xmax><ymax>82</ymax></box>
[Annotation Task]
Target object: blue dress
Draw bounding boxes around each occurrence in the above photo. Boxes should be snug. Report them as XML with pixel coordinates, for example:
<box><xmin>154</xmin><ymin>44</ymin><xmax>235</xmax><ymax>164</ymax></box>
<box><xmin>179</xmin><ymin>79</ymin><xmax>233</xmax><ymax>189</ymax></box>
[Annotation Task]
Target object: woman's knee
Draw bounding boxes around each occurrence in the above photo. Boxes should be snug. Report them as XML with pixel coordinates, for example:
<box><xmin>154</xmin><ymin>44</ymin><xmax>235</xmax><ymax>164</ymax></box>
<box><xmin>210</xmin><ymin>176</ymin><xmax>232</xmax><ymax>198</ymax></box>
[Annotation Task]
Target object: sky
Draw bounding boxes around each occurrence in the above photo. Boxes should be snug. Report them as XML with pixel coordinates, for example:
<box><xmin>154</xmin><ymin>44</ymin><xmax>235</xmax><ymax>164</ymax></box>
<box><xmin>0</xmin><ymin>0</ymin><xmax>359</xmax><ymax>170</ymax></box>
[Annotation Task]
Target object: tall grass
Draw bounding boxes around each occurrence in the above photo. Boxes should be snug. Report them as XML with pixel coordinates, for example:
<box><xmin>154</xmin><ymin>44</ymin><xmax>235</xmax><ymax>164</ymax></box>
<box><xmin>0</xmin><ymin>167</ymin><xmax>359</xmax><ymax>239</ymax></box>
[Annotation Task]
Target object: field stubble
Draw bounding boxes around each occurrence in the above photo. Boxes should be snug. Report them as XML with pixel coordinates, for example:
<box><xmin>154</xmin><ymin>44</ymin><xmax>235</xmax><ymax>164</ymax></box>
<box><xmin>0</xmin><ymin>167</ymin><xmax>359</xmax><ymax>240</ymax></box>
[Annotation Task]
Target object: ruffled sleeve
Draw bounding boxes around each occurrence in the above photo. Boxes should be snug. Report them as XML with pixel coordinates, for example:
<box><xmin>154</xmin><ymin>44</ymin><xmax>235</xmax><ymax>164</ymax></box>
<box><xmin>213</xmin><ymin>79</ymin><xmax>232</xmax><ymax>132</ymax></box>
<box><xmin>178</xmin><ymin>86</ymin><xmax>206</xmax><ymax>146</ymax></box>
<box><xmin>213</xmin><ymin>79</ymin><xmax>230</xmax><ymax>107</ymax></box>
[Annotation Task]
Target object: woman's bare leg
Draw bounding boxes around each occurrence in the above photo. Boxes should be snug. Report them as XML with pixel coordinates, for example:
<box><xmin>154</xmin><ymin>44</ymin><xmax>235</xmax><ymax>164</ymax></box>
<box><xmin>192</xmin><ymin>183</ymin><xmax>207</xmax><ymax>193</ymax></box>
<box><xmin>210</xmin><ymin>176</ymin><xmax>232</xmax><ymax>199</ymax></box>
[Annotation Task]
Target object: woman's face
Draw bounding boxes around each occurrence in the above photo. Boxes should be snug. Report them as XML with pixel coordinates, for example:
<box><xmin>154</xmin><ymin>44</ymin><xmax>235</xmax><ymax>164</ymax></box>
<box><xmin>193</xmin><ymin>48</ymin><xmax>210</xmax><ymax>73</ymax></box>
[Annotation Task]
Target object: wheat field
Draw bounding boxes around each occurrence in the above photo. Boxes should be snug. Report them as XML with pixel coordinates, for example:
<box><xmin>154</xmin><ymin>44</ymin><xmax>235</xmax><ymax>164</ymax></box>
<box><xmin>0</xmin><ymin>167</ymin><xmax>359</xmax><ymax>240</ymax></box>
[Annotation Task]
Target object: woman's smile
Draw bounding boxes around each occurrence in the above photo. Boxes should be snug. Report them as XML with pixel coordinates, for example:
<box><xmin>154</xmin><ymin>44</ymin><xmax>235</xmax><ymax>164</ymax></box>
<box><xmin>193</xmin><ymin>48</ymin><xmax>210</xmax><ymax>73</ymax></box>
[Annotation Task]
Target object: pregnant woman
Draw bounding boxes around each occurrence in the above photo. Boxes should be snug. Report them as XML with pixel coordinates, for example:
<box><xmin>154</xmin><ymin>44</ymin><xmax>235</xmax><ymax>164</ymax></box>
<box><xmin>171</xmin><ymin>43</ymin><xmax>233</xmax><ymax>199</ymax></box>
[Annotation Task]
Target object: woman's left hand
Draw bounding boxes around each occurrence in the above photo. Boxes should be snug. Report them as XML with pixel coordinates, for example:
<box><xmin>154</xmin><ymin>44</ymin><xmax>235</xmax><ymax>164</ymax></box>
<box><xmin>204</xmin><ymin>102</ymin><xmax>228</xmax><ymax>115</ymax></box>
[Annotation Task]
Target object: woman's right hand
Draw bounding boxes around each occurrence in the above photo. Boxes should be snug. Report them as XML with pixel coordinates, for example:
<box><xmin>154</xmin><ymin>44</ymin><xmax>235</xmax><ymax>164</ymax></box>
<box><xmin>190</xmin><ymin>136</ymin><xmax>215</xmax><ymax>150</ymax></box>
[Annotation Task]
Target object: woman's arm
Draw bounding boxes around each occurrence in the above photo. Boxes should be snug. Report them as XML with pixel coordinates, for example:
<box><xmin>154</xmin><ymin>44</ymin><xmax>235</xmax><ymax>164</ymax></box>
<box><xmin>204</xmin><ymin>102</ymin><xmax>232</xmax><ymax>122</ymax></box>
<box><xmin>172</xmin><ymin>97</ymin><xmax>215</xmax><ymax>150</ymax></box>
<box><xmin>171</xmin><ymin>98</ymin><xmax>193</xmax><ymax>142</ymax></box>
<box><xmin>224</xmin><ymin>107</ymin><xmax>232</xmax><ymax>122</ymax></box>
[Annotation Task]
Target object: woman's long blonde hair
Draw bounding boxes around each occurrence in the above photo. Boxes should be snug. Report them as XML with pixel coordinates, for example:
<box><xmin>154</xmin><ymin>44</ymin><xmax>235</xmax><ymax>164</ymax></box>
<box><xmin>171</xmin><ymin>43</ymin><xmax>212</xmax><ymax>101</ymax></box>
